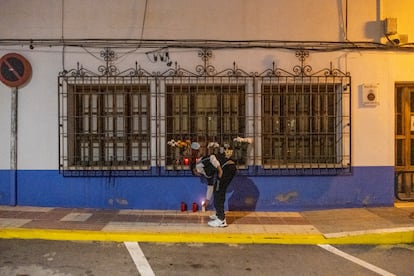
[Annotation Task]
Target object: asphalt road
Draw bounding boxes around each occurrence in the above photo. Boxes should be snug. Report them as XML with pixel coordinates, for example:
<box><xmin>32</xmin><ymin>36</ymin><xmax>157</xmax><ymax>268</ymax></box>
<box><xmin>0</xmin><ymin>239</ymin><xmax>413</xmax><ymax>276</ymax></box>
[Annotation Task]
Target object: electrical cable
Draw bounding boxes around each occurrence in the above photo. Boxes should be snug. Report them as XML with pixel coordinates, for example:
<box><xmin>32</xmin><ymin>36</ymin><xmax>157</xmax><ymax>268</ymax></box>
<box><xmin>61</xmin><ymin>0</ymin><xmax>65</xmax><ymax>71</ymax></box>
<box><xmin>116</xmin><ymin>0</ymin><xmax>149</xmax><ymax>61</ymax></box>
<box><xmin>1</xmin><ymin>38</ymin><xmax>414</xmax><ymax>52</ymax></box>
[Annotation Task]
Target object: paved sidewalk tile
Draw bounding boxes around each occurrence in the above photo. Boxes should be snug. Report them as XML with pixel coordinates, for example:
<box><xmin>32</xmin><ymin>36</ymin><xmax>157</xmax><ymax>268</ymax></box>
<box><xmin>0</xmin><ymin>205</ymin><xmax>413</xmax><ymax>244</ymax></box>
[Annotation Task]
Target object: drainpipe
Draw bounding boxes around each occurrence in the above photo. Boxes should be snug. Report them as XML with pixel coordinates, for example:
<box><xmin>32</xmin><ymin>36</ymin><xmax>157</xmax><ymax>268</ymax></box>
<box><xmin>10</xmin><ymin>87</ymin><xmax>18</xmax><ymax>206</ymax></box>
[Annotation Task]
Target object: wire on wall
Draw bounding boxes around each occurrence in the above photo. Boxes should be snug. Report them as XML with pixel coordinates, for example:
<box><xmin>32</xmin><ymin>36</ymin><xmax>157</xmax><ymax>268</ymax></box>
<box><xmin>61</xmin><ymin>0</ymin><xmax>66</xmax><ymax>72</ymax></box>
<box><xmin>3</xmin><ymin>38</ymin><xmax>414</xmax><ymax>52</ymax></box>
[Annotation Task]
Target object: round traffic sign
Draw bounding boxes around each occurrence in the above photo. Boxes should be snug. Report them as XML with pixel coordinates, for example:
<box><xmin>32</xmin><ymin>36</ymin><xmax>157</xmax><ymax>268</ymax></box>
<box><xmin>0</xmin><ymin>53</ymin><xmax>32</xmax><ymax>88</ymax></box>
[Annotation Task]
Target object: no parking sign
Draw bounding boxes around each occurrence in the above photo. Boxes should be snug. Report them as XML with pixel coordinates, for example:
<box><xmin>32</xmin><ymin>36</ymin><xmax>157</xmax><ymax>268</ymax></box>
<box><xmin>0</xmin><ymin>53</ymin><xmax>32</xmax><ymax>88</ymax></box>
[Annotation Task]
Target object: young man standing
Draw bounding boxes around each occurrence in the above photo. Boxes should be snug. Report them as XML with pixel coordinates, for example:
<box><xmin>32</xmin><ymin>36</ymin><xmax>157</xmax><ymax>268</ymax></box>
<box><xmin>191</xmin><ymin>143</ymin><xmax>237</xmax><ymax>227</ymax></box>
<box><xmin>190</xmin><ymin>142</ymin><xmax>222</xmax><ymax>210</ymax></box>
<box><xmin>208</xmin><ymin>148</ymin><xmax>237</xmax><ymax>228</ymax></box>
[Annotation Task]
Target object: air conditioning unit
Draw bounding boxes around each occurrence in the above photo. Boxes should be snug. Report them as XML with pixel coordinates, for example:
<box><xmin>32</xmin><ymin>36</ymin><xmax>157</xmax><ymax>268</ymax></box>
<box><xmin>362</xmin><ymin>83</ymin><xmax>379</xmax><ymax>106</ymax></box>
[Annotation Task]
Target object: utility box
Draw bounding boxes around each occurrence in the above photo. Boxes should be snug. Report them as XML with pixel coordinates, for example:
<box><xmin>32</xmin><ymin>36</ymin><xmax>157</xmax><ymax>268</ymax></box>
<box><xmin>385</xmin><ymin>18</ymin><xmax>397</xmax><ymax>35</ymax></box>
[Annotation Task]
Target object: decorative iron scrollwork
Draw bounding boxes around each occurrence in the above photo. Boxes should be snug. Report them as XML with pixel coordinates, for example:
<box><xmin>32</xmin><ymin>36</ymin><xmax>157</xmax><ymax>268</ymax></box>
<box><xmin>257</xmin><ymin>50</ymin><xmax>348</xmax><ymax>77</ymax></box>
<box><xmin>58</xmin><ymin>62</ymin><xmax>93</xmax><ymax>77</ymax></box>
<box><xmin>59</xmin><ymin>48</ymin><xmax>349</xmax><ymax>79</ymax></box>
<box><xmin>295</xmin><ymin>50</ymin><xmax>309</xmax><ymax>62</ymax></box>
<box><xmin>97</xmin><ymin>48</ymin><xmax>118</xmax><ymax>76</ymax></box>
<box><xmin>59</xmin><ymin>52</ymin><xmax>152</xmax><ymax>78</ymax></box>
<box><xmin>198</xmin><ymin>48</ymin><xmax>212</xmax><ymax>63</ymax></box>
<box><xmin>195</xmin><ymin>48</ymin><xmax>216</xmax><ymax>76</ymax></box>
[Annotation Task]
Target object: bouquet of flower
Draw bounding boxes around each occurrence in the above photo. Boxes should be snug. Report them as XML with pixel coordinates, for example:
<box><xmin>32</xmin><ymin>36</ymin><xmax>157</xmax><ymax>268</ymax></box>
<box><xmin>167</xmin><ymin>139</ymin><xmax>190</xmax><ymax>149</ymax></box>
<box><xmin>233</xmin><ymin>136</ymin><xmax>253</xmax><ymax>149</ymax></box>
<box><xmin>207</xmin><ymin>142</ymin><xmax>220</xmax><ymax>149</ymax></box>
<box><xmin>232</xmin><ymin>137</ymin><xmax>252</xmax><ymax>164</ymax></box>
<box><xmin>223</xmin><ymin>143</ymin><xmax>231</xmax><ymax>149</ymax></box>
<box><xmin>167</xmin><ymin>139</ymin><xmax>191</xmax><ymax>161</ymax></box>
<box><xmin>207</xmin><ymin>141</ymin><xmax>220</xmax><ymax>155</ymax></box>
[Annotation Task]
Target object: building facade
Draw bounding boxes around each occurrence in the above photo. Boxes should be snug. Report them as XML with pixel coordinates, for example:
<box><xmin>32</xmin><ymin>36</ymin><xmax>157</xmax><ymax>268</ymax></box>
<box><xmin>0</xmin><ymin>0</ymin><xmax>413</xmax><ymax>210</ymax></box>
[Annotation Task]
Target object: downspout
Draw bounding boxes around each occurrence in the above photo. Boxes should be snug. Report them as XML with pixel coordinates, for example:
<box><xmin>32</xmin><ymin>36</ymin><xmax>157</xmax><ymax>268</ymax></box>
<box><xmin>345</xmin><ymin>0</ymin><xmax>348</xmax><ymax>41</ymax></box>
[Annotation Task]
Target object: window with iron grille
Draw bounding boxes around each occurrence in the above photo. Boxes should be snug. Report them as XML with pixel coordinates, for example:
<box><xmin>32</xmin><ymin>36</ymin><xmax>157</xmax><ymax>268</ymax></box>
<box><xmin>165</xmin><ymin>83</ymin><xmax>247</xmax><ymax>168</ymax></box>
<box><xmin>69</xmin><ymin>84</ymin><xmax>150</xmax><ymax>166</ymax></box>
<box><xmin>260</xmin><ymin>76</ymin><xmax>350</xmax><ymax>174</ymax></box>
<box><xmin>59</xmin><ymin>75</ymin><xmax>152</xmax><ymax>174</ymax></box>
<box><xmin>58</xmin><ymin>49</ymin><xmax>351</xmax><ymax>176</ymax></box>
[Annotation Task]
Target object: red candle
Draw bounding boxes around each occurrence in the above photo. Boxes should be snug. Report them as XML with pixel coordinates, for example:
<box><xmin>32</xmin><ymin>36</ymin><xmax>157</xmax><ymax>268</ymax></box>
<box><xmin>181</xmin><ymin>202</ymin><xmax>187</xmax><ymax>212</ymax></box>
<box><xmin>192</xmin><ymin>202</ymin><xmax>198</xmax><ymax>212</ymax></box>
<box><xmin>184</xmin><ymin>158</ymin><xmax>189</xmax><ymax>165</ymax></box>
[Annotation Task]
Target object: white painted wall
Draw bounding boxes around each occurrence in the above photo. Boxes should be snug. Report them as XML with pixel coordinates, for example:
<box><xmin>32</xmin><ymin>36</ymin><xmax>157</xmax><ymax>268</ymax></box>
<box><xmin>1</xmin><ymin>0</ymin><xmax>412</xmax><ymax>40</ymax></box>
<box><xmin>0</xmin><ymin>0</ymin><xmax>343</xmax><ymax>40</ymax></box>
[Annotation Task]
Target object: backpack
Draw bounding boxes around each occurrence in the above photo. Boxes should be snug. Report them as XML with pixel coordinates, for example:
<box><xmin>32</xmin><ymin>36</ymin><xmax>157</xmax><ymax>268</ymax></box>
<box><xmin>200</xmin><ymin>156</ymin><xmax>217</xmax><ymax>178</ymax></box>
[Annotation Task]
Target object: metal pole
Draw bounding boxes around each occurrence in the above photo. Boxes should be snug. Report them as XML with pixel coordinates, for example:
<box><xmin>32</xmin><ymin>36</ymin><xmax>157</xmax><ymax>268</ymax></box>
<box><xmin>10</xmin><ymin>87</ymin><xmax>18</xmax><ymax>205</ymax></box>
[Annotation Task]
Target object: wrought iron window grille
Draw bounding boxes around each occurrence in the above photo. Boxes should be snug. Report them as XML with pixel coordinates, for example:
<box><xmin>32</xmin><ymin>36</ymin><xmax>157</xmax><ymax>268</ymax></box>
<box><xmin>58</xmin><ymin>48</ymin><xmax>351</xmax><ymax>176</ymax></box>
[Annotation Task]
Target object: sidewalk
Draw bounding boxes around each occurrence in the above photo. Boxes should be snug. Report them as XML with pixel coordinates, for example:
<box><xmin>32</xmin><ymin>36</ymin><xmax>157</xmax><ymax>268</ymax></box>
<box><xmin>0</xmin><ymin>203</ymin><xmax>413</xmax><ymax>245</ymax></box>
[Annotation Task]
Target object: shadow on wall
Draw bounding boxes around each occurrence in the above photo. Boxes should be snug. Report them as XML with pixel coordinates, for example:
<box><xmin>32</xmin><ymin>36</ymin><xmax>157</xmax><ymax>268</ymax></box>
<box><xmin>227</xmin><ymin>175</ymin><xmax>259</xmax><ymax>211</ymax></box>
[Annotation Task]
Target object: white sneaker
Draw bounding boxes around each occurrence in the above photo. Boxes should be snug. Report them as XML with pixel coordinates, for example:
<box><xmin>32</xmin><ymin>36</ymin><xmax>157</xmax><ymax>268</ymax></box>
<box><xmin>208</xmin><ymin>218</ymin><xmax>227</xmax><ymax>227</ymax></box>
<box><xmin>209</xmin><ymin>214</ymin><xmax>218</xmax><ymax>220</ymax></box>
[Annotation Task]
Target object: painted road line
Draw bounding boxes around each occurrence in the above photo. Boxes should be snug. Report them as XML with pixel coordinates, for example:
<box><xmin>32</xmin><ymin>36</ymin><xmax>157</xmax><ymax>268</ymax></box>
<box><xmin>124</xmin><ymin>242</ymin><xmax>155</xmax><ymax>276</ymax></box>
<box><xmin>318</xmin><ymin>244</ymin><xmax>396</xmax><ymax>276</ymax></box>
<box><xmin>1</xmin><ymin>228</ymin><xmax>413</xmax><ymax>245</ymax></box>
<box><xmin>324</xmin><ymin>226</ymin><xmax>414</xmax><ymax>238</ymax></box>
<box><xmin>394</xmin><ymin>201</ymin><xmax>414</xmax><ymax>208</ymax></box>
<box><xmin>0</xmin><ymin>228</ymin><xmax>326</xmax><ymax>244</ymax></box>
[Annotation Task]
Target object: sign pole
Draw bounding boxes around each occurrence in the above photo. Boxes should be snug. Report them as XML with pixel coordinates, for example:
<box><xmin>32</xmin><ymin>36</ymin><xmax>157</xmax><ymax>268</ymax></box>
<box><xmin>10</xmin><ymin>87</ymin><xmax>18</xmax><ymax>205</ymax></box>
<box><xmin>0</xmin><ymin>53</ymin><xmax>32</xmax><ymax>206</ymax></box>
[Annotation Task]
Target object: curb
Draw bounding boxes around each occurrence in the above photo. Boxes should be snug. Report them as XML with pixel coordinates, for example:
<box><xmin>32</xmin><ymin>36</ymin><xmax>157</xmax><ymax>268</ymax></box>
<box><xmin>1</xmin><ymin>228</ymin><xmax>413</xmax><ymax>245</ymax></box>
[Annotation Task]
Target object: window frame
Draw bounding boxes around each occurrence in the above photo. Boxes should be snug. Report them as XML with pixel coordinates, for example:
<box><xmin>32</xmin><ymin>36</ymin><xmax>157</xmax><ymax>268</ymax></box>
<box><xmin>164</xmin><ymin>80</ymin><xmax>250</xmax><ymax>170</ymax></box>
<box><xmin>260</xmin><ymin>79</ymin><xmax>348</xmax><ymax>168</ymax></box>
<box><xmin>67</xmin><ymin>83</ymin><xmax>151</xmax><ymax>167</ymax></box>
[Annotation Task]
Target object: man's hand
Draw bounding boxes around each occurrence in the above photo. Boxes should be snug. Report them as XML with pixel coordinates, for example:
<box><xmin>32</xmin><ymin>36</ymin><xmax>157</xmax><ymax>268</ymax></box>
<box><xmin>217</xmin><ymin>165</ymin><xmax>223</xmax><ymax>179</ymax></box>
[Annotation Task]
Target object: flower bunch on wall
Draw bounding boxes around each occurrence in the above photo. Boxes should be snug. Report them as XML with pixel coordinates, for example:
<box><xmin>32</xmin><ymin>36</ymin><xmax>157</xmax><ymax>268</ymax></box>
<box><xmin>233</xmin><ymin>136</ymin><xmax>253</xmax><ymax>148</ymax></box>
<box><xmin>232</xmin><ymin>137</ymin><xmax>253</xmax><ymax>165</ymax></box>
<box><xmin>167</xmin><ymin>139</ymin><xmax>191</xmax><ymax>168</ymax></box>
<box><xmin>207</xmin><ymin>142</ymin><xmax>220</xmax><ymax>155</ymax></box>
<box><xmin>167</xmin><ymin>139</ymin><xmax>191</xmax><ymax>149</ymax></box>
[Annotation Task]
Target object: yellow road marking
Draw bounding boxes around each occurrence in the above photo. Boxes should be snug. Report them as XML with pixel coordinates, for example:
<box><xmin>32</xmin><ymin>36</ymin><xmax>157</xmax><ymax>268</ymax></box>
<box><xmin>0</xmin><ymin>228</ymin><xmax>413</xmax><ymax>244</ymax></box>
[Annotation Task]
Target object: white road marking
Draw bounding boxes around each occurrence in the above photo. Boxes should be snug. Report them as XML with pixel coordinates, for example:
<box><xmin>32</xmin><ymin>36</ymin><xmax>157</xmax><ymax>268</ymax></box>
<box><xmin>124</xmin><ymin>242</ymin><xmax>155</xmax><ymax>276</ymax></box>
<box><xmin>318</xmin><ymin>244</ymin><xmax>396</xmax><ymax>276</ymax></box>
<box><xmin>323</xmin><ymin>226</ymin><xmax>414</xmax><ymax>238</ymax></box>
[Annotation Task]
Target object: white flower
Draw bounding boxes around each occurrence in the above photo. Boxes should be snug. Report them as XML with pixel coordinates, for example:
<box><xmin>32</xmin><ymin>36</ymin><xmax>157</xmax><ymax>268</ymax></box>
<box><xmin>167</xmin><ymin>139</ymin><xmax>177</xmax><ymax>147</ymax></box>
<box><xmin>168</xmin><ymin>139</ymin><xmax>190</xmax><ymax>148</ymax></box>
<box><xmin>233</xmin><ymin>136</ymin><xmax>253</xmax><ymax>144</ymax></box>
<box><xmin>207</xmin><ymin>142</ymin><xmax>220</xmax><ymax>148</ymax></box>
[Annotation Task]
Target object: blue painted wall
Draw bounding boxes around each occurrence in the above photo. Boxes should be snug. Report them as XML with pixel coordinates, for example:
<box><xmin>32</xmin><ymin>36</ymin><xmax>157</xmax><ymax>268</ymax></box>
<box><xmin>0</xmin><ymin>166</ymin><xmax>394</xmax><ymax>211</ymax></box>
